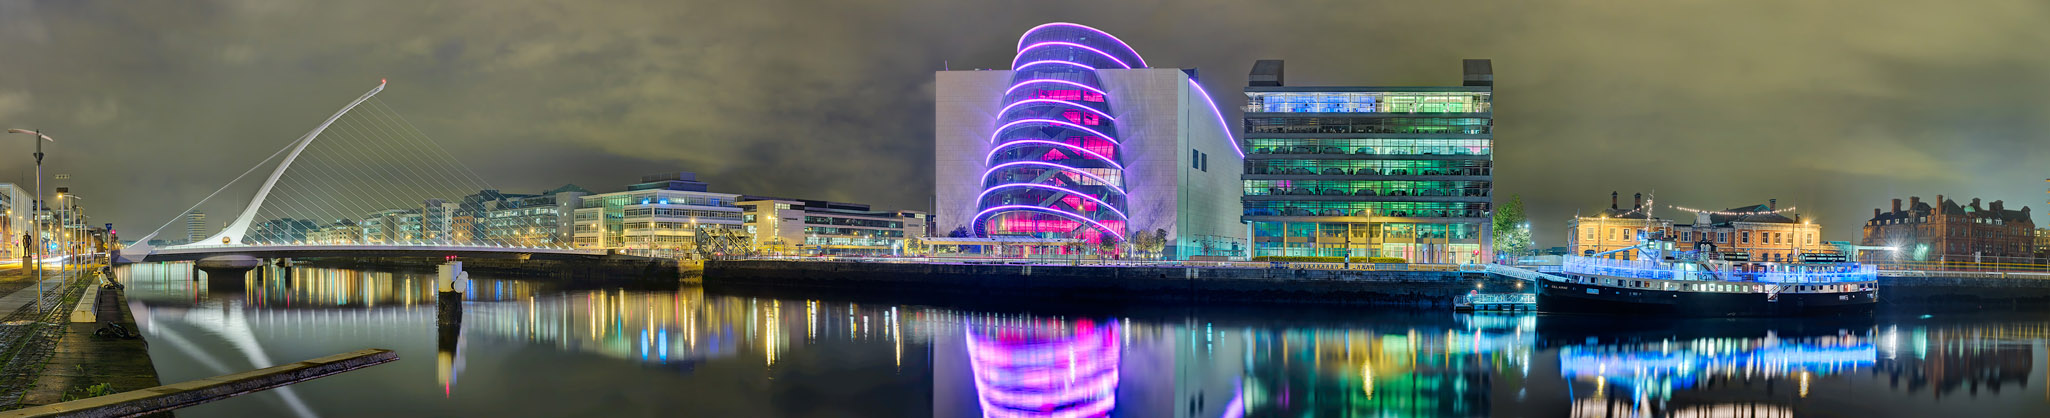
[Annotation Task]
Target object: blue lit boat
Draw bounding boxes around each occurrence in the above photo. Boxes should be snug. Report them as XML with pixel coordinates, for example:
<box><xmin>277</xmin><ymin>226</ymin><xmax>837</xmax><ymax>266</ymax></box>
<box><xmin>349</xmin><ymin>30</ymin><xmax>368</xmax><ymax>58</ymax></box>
<box><xmin>1537</xmin><ymin>237</ymin><xmax>1877</xmax><ymax>316</ymax></box>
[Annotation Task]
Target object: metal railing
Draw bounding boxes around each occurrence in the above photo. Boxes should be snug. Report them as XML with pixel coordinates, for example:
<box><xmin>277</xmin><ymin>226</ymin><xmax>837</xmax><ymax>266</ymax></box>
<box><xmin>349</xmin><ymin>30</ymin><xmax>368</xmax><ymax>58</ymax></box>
<box><xmin>737</xmin><ymin>254</ymin><xmax>1477</xmax><ymax>272</ymax></box>
<box><xmin>1456</xmin><ymin>293</ymin><xmax>1535</xmax><ymax>305</ymax></box>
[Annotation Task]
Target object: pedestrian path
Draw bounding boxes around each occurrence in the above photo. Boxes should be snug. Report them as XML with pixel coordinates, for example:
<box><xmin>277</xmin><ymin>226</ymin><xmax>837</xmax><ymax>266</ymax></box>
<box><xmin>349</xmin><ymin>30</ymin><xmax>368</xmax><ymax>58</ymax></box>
<box><xmin>0</xmin><ymin>276</ymin><xmax>70</xmax><ymax>323</ymax></box>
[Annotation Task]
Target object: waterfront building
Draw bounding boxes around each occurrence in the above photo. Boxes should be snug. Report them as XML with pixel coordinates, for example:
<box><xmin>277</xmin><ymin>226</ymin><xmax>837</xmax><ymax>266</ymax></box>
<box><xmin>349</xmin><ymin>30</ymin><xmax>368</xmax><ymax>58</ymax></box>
<box><xmin>247</xmin><ymin>218</ymin><xmax>318</xmax><ymax>244</ymax></box>
<box><xmin>484</xmin><ymin>184</ymin><xmax>588</xmax><ymax>247</ymax></box>
<box><xmin>1861</xmin><ymin>195</ymin><xmax>2036</xmax><ymax>263</ymax></box>
<box><xmin>185</xmin><ymin>212</ymin><xmax>207</xmax><ymax>244</ymax></box>
<box><xmin>2035</xmin><ymin>228</ymin><xmax>2049</xmax><ymax>259</ymax></box>
<box><xmin>933</xmin><ymin>22</ymin><xmax>1246</xmax><ymax>260</ymax></box>
<box><xmin>1565</xmin><ymin>193</ymin><xmax>1671</xmax><ymax>260</ymax></box>
<box><xmin>450</xmin><ymin>190</ymin><xmax>510</xmax><ymax>245</ymax></box>
<box><xmin>1241</xmin><ymin>59</ymin><xmax>1494</xmax><ymax>263</ymax></box>
<box><xmin>1670</xmin><ymin>200</ymin><xmax>1825</xmax><ymax>263</ymax></box>
<box><xmin>306</xmin><ymin>219</ymin><xmax>362</xmax><ymax>244</ymax></box>
<box><xmin>1566</xmin><ymin>192</ymin><xmax>1826</xmax><ymax>262</ymax></box>
<box><xmin>571</xmin><ymin>172</ymin><xmax>743</xmax><ymax>256</ymax></box>
<box><xmin>738</xmin><ymin>197</ymin><xmax>928</xmax><ymax>256</ymax></box>
<box><xmin>360</xmin><ymin>209</ymin><xmax>419</xmax><ymax>244</ymax></box>
<box><xmin>0</xmin><ymin>184</ymin><xmax>29</xmax><ymax>258</ymax></box>
<box><xmin>422</xmin><ymin>199</ymin><xmax>451</xmax><ymax>243</ymax></box>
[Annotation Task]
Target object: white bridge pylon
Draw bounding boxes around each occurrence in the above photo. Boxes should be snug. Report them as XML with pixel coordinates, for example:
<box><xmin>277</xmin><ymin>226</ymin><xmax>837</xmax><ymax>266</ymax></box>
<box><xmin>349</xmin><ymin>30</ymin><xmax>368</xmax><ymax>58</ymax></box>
<box><xmin>122</xmin><ymin>80</ymin><xmax>579</xmax><ymax>260</ymax></box>
<box><xmin>192</xmin><ymin>80</ymin><xmax>386</xmax><ymax>248</ymax></box>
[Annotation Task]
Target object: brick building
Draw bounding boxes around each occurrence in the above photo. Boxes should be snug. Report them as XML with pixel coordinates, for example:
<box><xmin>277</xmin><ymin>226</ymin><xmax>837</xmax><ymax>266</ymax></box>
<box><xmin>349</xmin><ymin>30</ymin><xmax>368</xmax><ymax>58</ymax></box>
<box><xmin>1861</xmin><ymin>195</ymin><xmax>2035</xmax><ymax>263</ymax></box>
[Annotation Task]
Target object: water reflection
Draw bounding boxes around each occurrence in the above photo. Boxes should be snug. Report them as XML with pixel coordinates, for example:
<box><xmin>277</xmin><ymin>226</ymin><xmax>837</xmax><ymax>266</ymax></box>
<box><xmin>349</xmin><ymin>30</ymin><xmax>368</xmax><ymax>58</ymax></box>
<box><xmin>116</xmin><ymin>264</ymin><xmax>2050</xmax><ymax>417</ymax></box>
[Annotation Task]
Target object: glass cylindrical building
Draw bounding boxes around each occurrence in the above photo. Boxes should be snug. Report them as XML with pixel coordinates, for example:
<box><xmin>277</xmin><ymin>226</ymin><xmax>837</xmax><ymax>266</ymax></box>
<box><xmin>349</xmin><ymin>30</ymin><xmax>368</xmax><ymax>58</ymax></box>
<box><xmin>973</xmin><ymin>23</ymin><xmax>1147</xmax><ymax>243</ymax></box>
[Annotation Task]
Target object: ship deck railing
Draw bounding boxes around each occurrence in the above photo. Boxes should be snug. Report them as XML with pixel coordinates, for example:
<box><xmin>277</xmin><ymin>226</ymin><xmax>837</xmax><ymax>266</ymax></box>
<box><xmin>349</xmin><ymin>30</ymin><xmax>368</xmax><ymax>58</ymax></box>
<box><xmin>1559</xmin><ymin>255</ymin><xmax>1876</xmax><ymax>284</ymax></box>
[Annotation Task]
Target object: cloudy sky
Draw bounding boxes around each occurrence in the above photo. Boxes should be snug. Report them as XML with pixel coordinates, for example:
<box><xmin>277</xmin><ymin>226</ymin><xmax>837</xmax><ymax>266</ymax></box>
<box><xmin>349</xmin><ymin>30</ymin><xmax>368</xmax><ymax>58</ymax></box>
<box><xmin>0</xmin><ymin>0</ymin><xmax>2045</xmax><ymax>245</ymax></box>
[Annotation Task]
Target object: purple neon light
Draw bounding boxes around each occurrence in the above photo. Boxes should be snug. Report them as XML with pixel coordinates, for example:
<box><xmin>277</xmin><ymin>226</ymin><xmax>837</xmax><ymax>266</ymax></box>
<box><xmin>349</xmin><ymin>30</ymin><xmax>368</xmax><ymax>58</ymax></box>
<box><xmin>988</xmin><ymin>118</ymin><xmax>1120</xmax><ymax>145</ymax></box>
<box><xmin>1003</xmin><ymin>79</ymin><xmax>1109</xmax><ymax>98</ymax></box>
<box><xmin>1186</xmin><ymin>79</ymin><xmax>1247</xmax><ymax>158</ymax></box>
<box><xmin>973</xmin><ymin>205</ymin><xmax>1127</xmax><ymax>240</ymax></box>
<box><xmin>1014</xmin><ymin>59</ymin><xmax>1099</xmax><ymax>72</ymax></box>
<box><xmin>976</xmin><ymin>183</ymin><xmax>1130</xmax><ymax>220</ymax></box>
<box><xmin>981</xmin><ymin>161</ymin><xmax>1127</xmax><ymax>195</ymax></box>
<box><xmin>1015</xmin><ymin>22</ymin><xmax>1150</xmax><ymax>68</ymax></box>
<box><xmin>1012</xmin><ymin>41</ymin><xmax>1132</xmax><ymax>69</ymax></box>
<box><xmin>985</xmin><ymin>139</ymin><xmax>1124</xmax><ymax>170</ymax></box>
<box><xmin>964</xmin><ymin>320</ymin><xmax>1121</xmax><ymax>418</ymax></box>
<box><xmin>997</xmin><ymin>99</ymin><xmax>1117</xmax><ymax>122</ymax></box>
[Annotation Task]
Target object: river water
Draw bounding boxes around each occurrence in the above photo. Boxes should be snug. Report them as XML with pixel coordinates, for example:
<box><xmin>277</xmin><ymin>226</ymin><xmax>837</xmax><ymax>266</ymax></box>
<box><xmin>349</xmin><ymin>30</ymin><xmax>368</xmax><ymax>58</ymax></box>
<box><xmin>115</xmin><ymin>263</ymin><xmax>2049</xmax><ymax>417</ymax></box>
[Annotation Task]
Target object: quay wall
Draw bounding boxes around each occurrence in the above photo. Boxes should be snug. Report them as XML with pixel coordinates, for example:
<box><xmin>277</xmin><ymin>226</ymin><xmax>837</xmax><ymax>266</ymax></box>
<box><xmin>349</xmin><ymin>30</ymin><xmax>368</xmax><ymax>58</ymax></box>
<box><xmin>702</xmin><ymin>260</ymin><xmax>1520</xmax><ymax>306</ymax></box>
<box><xmin>1880</xmin><ymin>275</ymin><xmax>2050</xmax><ymax>307</ymax></box>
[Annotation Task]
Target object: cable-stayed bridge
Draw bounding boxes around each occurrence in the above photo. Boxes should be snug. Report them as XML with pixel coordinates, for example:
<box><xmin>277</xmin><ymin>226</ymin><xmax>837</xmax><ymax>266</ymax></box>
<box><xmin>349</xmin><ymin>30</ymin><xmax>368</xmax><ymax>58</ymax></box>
<box><xmin>118</xmin><ymin>81</ymin><xmax>609</xmax><ymax>264</ymax></box>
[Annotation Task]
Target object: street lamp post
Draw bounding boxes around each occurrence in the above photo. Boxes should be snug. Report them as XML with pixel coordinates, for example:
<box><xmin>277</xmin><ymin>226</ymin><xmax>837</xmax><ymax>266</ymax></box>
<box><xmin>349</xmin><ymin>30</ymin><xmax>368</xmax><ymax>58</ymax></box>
<box><xmin>7</xmin><ymin>129</ymin><xmax>51</xmax><ymax>308</ymax></box>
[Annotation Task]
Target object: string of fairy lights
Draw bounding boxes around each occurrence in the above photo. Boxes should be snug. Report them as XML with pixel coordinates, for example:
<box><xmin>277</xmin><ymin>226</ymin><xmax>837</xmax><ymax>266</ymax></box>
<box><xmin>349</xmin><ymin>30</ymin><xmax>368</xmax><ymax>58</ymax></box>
<box><xmin>1668</xmin><ymin>205</ymin><xmax>1799</xmax><ymax>216</ymax></box>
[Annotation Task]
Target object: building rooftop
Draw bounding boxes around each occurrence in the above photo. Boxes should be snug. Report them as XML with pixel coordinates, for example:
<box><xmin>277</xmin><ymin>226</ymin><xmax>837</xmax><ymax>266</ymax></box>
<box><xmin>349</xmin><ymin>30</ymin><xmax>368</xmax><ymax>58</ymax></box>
<box><xmin>1868</xmin><ymin>195</ymin><xmax>2032</xmax><ymax>225</ymax></box>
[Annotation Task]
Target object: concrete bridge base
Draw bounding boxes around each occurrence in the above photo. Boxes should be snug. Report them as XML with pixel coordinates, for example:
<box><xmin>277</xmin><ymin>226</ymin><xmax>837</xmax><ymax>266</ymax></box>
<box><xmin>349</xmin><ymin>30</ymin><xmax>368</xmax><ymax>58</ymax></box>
<box><xmin>195</xmin><ymin>256</ymin><xmax>262</xmax><ymax>291</ymax></box>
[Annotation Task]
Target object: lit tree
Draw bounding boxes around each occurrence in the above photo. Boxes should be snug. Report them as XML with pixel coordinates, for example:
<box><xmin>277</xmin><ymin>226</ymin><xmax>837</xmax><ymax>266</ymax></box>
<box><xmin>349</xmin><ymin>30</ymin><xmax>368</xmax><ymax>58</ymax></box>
<box><xmin>1492</xmin><ymin>194</ymin><xmax>1532</xmax><ymax>258</ymax></box>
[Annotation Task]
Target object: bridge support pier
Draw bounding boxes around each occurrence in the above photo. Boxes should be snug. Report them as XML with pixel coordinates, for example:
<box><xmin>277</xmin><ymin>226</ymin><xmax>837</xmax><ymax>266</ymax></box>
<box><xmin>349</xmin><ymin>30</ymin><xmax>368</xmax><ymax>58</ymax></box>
<box><xmin>196</xmin><ymin>256</ymin><xmax>262</xmax><ymax>292</ymax></box>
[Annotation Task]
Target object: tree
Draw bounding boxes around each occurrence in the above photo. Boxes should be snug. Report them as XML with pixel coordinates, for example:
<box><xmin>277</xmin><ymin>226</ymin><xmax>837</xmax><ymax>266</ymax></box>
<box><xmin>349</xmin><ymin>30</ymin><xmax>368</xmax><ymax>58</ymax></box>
<box><xmin>1097</xmin><ymin>237</ymin><xmax>1120</xmax><ymax>258</ymax></box>
<box><xmin>1132</xmin><ymin>228</ymin><xmax>1170</xmax><ymax>259</ymax></box>
<box><xmin>1493</xmin><ymin>194</ymin><xmax>1532</xmax><ymax>258</ymax></box>
<box><xmin>947</xmin><ymin>227</ymin><xmax>970</xmax><ymax>238</ymax></box>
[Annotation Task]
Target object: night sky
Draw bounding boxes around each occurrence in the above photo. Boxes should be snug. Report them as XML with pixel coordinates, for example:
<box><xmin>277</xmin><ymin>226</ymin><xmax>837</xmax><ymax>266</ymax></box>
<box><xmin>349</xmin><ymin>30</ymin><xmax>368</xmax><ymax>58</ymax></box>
<box><xmin>0</xmin><ymin>0</ymin><xmax>2044</xmax><ymax>245</ymax></box>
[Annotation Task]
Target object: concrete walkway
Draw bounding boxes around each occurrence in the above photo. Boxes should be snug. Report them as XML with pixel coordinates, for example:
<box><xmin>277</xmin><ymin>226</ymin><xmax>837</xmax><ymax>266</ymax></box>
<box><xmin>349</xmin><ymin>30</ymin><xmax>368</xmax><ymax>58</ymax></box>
<box><xmin>0</xmin><ymin>277</ymin><xmax>72</xmax><ymax>320</ymax></box>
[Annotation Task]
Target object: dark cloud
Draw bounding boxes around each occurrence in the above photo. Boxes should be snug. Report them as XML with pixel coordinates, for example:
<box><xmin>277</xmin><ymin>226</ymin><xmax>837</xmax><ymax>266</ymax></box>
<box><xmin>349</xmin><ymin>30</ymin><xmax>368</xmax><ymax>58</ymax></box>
<box><xmin>0</xmin><ymin>0</ymin><xmax>2044</xmax><ymax>244</ymax></box>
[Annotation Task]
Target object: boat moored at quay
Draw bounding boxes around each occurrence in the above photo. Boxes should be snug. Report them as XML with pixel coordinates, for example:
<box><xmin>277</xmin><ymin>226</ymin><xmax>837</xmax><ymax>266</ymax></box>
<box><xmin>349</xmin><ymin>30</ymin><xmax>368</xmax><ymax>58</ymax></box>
<box><xmin>1536</xmin><ymin>250</ymin><xmax>1878</xmax><ymax>316</ymax></box>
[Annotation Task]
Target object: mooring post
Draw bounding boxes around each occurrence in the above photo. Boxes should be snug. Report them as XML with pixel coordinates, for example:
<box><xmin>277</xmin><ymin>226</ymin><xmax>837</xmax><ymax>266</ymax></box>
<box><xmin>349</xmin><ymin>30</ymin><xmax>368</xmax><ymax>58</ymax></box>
<box><xmin>437</xmin><ymin>261</ymin><xmax>465</xmax><ymax>326</ymax></box>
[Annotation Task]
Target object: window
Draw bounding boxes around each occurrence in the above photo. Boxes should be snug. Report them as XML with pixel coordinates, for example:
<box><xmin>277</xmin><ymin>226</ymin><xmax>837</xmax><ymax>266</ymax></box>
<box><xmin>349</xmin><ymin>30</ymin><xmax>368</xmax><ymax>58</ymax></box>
<box><xmin>1201</xmin><ymin>152</ymin><xmax>1209</xmax><ymax>171</ymax></box>
<box><xmin>1584</xmin><ymin>228</ymin><xmax>1594</xmax><ymax>237</ymax></box>
<box><xmin>1192</xmin><ymin>149</ymin><xmax>1201</xmax><ymax>170</ymax></box>
<box><xmin>1740</xmin><ymin>232</ymin><xmax>1750</xmax><ymax>244</ymax></box>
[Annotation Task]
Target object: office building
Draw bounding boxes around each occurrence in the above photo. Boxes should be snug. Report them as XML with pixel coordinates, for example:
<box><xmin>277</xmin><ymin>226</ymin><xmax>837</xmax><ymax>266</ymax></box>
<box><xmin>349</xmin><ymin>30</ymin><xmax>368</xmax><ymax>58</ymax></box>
<box><xmin>933</xmin><ymin>22</ymin><xmax>1245</xmax><ymax>259</ymax></box>
<box><xmin>185</xmin><ymin>212</ymin><xmax>208</xmax><ymax>244</ymax></box>
<box><xmin>452</xmin><ymin>189</ymin><xmax>515</xmax><ymax>245</ymax></box>
<box><xmin>1241</xmin><ymin>59</ymin><xmax>1493</xmax><ymax>263</ymax></box>
<box><xmin>1862</xmin><ymin>195</ymin><xmax>2036</xmax><ymax>262</ymax></box>
<box><xmin>571</xmin><ymin>172</ymin><xmax>743</xmax><ymax>256</ymax></box>
<box><xmin>739</xmin><ymin>197</ymin><xmax>928</xmax><ymax>256</ymax></box>
<box><xmin>361</xmin><ymin>209</ymin><xmax>419</xmax><ymax>244</ymax></box>
<box><xmin>307</xmin><ymin>219</ymin><xmax>362</xmax><ymax>244</ymax></box>
<box><xmin>0</xmin><ymin>184</ymin><xmax>29</xmax><ymax>257</ymax></box>
<box><xmin>248</xmin><ymin>218</ymin><xmax>318</xmax><ymax>244</ymax></box>
<box><xmin>422</xmin><ymin>198</ymin><xmax>451</xmax><ymax>243</ymax></box>
<box><xmin>484</xmin><ymin>184</ymin><xmax>589</xmax><ymax>247</ymax></box>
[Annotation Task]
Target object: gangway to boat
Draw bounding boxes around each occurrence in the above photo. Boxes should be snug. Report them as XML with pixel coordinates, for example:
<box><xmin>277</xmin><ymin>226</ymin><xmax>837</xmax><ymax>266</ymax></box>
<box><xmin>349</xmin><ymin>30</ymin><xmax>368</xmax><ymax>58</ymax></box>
<box><xmin>1485</xmin><ymin>264</ymin><xmax>1571</xmax><ymax>283</ymax></box>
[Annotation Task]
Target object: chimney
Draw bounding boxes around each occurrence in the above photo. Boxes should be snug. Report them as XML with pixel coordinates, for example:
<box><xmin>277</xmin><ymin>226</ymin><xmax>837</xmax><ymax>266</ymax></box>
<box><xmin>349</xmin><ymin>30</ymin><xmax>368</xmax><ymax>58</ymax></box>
<box><xmin>1892</xmin><ymin>199</ymin><xmax>1902</xmax><ymax>213</ymax></box>
<box><xmin>1611</xmin><ymin>191</ymin><xmax>1619</xmax><ymax>210</ymax></box>
<box><xmin>1911</xmin><ymin>196</ymin><xmax>1922</xmax><ymax>210</ymax></box>
<box><xmin>1937</xmin><ymin>195</ymin><xmax>1946</xmax><ymax>206</ymax></box>
<box><xmin>1971</xmin><ymin>198</ymin><xmax>1982</xmax><ymax>211</ymax></box>
<box><xmin>1874</xmin><ymin>208</ymin><xmax>1882</xmax><ymax>218</ymax></box>
<box><xmin>1769</xmin><ymin>199</ymin><xmax>1777</xmax><ymax>210</ymax></box>
<box><xmin>1992</xmin><ymin>200</ymin><xmax>2004</xmax><ymax>212</ymax></box>
<box><xmin>1633</xmin><ymin>193</ymin><xmax>1643</xmax><ymax>209</ymax></box>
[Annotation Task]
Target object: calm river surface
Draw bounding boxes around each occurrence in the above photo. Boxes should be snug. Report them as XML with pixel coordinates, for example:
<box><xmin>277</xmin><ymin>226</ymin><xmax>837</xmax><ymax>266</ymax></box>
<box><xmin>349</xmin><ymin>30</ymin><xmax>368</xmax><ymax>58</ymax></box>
<box><xmin>116</xmin><ymin>263</ymin><xmax>2050</xmax><ymax>417</ymax></box>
